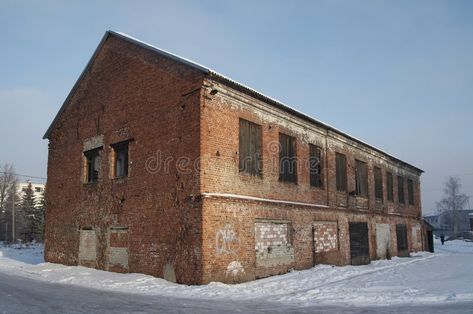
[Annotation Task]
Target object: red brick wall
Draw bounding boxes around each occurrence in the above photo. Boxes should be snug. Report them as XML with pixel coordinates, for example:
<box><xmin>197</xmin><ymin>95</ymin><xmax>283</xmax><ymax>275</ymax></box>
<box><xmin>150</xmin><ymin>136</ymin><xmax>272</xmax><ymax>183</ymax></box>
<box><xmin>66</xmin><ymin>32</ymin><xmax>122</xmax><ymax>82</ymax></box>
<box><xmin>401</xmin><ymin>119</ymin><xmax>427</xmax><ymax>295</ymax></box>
<box><xmin>201</xmin><ymin>196</ymin><xmax>422</xmax><ymax>283</ymax></box>
<box><xmin>199</xmin><ymin>80</ymin><xmax>424</xmax><ymax>283</ymax></box>
<box><xmin>45</xmin><ymin>35</ymin><xmax>205</xmax><ymax>284</ymax></box>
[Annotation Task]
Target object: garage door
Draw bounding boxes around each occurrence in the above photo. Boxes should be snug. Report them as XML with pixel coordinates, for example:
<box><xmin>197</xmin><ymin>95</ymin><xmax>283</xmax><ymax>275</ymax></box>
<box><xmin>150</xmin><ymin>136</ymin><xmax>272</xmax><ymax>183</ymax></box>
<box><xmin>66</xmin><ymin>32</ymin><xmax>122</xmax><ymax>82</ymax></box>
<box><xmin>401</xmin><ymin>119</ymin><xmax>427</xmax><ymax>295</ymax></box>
<box><xmin>396</xmin><ymin>224</ymin><xmax>409</xmax><ymax>257</ymax></box>
<box><xmin>349</xmin><ymin>222</ymin><xmax>370</xmax><ymax>265</ymax></box>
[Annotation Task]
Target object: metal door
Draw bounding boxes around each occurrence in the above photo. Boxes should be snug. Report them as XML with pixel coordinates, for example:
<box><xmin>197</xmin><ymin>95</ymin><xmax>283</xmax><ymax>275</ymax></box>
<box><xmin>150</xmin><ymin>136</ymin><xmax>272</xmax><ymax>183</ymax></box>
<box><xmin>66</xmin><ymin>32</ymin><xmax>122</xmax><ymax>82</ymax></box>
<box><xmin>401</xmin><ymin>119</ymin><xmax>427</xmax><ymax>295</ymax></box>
<box><xmin>396</xmin><ymin>224</ymin><xmax>409</xmax><ymax>257</ymax></box>
<box><xmin>349</xmin><ymin>222</ymin><xmax>370</xmax><ymax>265</ymax></box>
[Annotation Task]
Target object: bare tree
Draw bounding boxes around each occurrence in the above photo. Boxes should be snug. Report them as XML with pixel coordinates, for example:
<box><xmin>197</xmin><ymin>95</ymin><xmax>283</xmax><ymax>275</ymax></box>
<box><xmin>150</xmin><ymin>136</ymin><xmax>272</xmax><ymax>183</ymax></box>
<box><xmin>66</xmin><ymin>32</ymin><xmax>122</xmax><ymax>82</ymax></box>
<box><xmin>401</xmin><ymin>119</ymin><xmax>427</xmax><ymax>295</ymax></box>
<box><xmin>436</xmin><ymin>176</ymin><xmax>470</xmax><ymax>235</ymax></box>
<box><xmin>0</xmin><ymin>163</ymin><xmax>16</xmax><ymax>211</ymax></box>
<box><xmin>0</xmin><ymin>163</ymin><xmax>17</xmax><ymax>242</ymax></box>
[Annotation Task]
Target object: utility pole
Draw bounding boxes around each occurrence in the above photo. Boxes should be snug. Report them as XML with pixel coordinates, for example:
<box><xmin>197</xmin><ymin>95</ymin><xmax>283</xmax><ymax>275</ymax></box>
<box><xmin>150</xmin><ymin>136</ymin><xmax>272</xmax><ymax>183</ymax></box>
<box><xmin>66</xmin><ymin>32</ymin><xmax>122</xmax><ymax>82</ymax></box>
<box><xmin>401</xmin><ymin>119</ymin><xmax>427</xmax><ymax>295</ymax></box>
<box><xmin>12</xmin><ymin>188</ymin><xmax>15</xmax><ymax>244</ymax></box>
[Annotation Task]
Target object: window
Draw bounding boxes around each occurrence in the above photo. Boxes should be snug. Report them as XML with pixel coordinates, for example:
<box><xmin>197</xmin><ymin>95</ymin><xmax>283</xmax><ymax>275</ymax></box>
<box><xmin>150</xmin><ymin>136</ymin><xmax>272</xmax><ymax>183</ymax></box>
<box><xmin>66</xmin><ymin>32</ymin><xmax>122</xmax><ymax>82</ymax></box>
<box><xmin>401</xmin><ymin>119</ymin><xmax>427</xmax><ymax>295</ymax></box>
<box><xmin>112</xmin><ymin>141</ymin><xmax>129</xmax><ymax>178</ymax></box>
<box><xmin>35</xmin><ymin>187</ymin><xmax>42</xmax><ymax>193</ymax></box>
<box><xmin>398</xmin><ymin>175</ymin><xmax>405</xmax><ymax>204</ymax></box>
<box><xmin>239</xmin><ymin>119</ymin><xmax>262</xmax><ymax>176</ymax></box>
<box><xmin>407</xmin><ymin>179</ymin><xmax>415</xmax><ymax>205</ymax></box>
<box><xmin>84</xmin><ymin>148</ymin><xmax>102</xmax><ymax>183</ymax></box>
<box><xmin>309</xmin><ymin>144</ymin><xmax>323</xmax><ymax>187</ymax></box>
<box><xmin>374</xmin><ymin>167</ymin><xmax>383</xmax><ymax>200</ymax></box>
<box><xmin>386</xmin><ymin>172</ymin><xmax>394</xmax><ymax>202</ymax></box>
<box><xmin>335</xmin><ymin>153</ymin><xmax>347</xmax><ymax>192</ymax></box>
<box><xmin>355</xmin><ymin>160</ymin><xmax>368</xmax><ymax>197</ymax></box>
<box><xmin>279</xmin><ymin>133</ymin><xmax>297</xmax><ymax>183</ymax></box>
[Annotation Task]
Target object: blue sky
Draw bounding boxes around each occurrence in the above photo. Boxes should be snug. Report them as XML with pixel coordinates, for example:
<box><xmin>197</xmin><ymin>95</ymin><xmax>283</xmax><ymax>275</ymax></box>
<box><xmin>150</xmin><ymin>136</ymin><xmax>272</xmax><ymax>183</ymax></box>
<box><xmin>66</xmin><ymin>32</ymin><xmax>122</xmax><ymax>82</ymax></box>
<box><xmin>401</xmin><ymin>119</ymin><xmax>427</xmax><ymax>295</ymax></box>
<box><xmin>1</xmin><ymin>0</ymin><xmax>472</xmax><ymax>213</ymax></box>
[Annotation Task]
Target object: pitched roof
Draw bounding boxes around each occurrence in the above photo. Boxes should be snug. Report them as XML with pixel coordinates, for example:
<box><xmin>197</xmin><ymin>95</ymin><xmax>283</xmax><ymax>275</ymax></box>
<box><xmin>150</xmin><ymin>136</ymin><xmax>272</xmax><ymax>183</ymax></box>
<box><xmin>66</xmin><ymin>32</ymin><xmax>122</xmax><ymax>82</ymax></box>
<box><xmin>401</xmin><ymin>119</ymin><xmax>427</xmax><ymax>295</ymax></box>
<box><xmin>43</xmin><ymin>30</ymin><xmax>423</xmax><ymax>174</ymax></box>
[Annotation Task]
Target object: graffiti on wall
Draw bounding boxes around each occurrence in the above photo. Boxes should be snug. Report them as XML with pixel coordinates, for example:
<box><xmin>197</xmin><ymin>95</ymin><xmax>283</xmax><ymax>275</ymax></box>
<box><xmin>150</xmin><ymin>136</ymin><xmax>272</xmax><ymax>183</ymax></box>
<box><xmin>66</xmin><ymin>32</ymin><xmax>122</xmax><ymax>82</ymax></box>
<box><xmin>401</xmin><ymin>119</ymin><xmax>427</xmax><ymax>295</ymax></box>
<box><xmin>215</xmin><ymin>224</ymin><xmax>240</xmax><ymax>255</ymax></box>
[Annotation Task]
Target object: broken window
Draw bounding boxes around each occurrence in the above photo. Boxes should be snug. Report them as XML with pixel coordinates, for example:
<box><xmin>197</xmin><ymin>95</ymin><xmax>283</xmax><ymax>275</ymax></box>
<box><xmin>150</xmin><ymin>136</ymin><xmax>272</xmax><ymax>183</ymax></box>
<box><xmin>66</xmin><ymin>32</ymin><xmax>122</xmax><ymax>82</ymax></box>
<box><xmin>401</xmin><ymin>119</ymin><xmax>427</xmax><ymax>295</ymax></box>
<box><xmin>84</xmin><ymin>148</ymin><xmax>102</xmax><ymax>183</ymax></box>
<box><xmin>239</xmin><ymin>119</ymin><xmax>262</xmax><ymax>176</ymax></box>
<box><xmin>407</xmin><ymin>178</ymin><xmax>415</xmax><ymax>206</ymax></box>
<box><xmin>386</xmin><ymin>172</ymin><xmax>394</xmax><ymax>202</ymax></box>
<box><xmin>374</xmin><ymin>167</ymin><xmax>383</xmax><ymax>200</ymax></box>
<box><xmin>355</xmin><ymin>160</ymin><xmax>368</xmax><ymax>197</ymax></box>
<box><xmin>112</xmin><ymin>141</ymin><xmax>130</xmax><ymax>178</ymax></box>
<box><xmin>279</xmin><ymin>133</ymin><xmax>297</xmax><ymax>183</ymax></box>
<box><xmin>398</xmin><ymin>175</ymin><xmax>405</xmax><ymax>204</ymax></box>
<box><xmin>336</xmin><ymin>153</ymin><xmax>347</xmax><ymax>192</ymax></box>
<box><xmin>309</xmin><ymin>144</ymin><xmax>323</xmax><ymax>188</ymax></box>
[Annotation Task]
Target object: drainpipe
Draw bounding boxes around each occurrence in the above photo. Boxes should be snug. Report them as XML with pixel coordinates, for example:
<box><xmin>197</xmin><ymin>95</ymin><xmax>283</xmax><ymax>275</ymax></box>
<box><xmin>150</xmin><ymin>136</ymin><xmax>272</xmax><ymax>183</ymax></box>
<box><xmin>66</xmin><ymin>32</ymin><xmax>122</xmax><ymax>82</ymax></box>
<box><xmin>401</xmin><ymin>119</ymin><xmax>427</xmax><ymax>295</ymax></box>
<box><xmin>325</xmin><ymin>131</ymin><xmax>329</xmax><ymax>207</ymax></box>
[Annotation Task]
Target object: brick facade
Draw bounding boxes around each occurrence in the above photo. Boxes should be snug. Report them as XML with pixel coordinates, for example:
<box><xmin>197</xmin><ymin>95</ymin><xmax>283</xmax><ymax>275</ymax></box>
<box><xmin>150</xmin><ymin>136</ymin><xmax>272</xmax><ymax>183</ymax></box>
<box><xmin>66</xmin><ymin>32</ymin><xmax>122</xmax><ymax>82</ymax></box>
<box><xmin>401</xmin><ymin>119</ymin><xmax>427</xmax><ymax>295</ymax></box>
<box><xmin>44</xmin><ymin>31</ymin><xmax>426</xmax><ymax>285</ymax></box>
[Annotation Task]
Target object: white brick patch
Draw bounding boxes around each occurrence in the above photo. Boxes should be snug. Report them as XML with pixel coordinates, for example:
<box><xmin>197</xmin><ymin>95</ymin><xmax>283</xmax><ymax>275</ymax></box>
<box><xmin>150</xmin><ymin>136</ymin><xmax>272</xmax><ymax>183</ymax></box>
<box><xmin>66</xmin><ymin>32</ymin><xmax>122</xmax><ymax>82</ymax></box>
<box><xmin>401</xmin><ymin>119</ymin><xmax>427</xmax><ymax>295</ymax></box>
<box><xmin>313</xmin><ymin>221</ymin><xmax>338</xmax><ymax>253</ymax></box>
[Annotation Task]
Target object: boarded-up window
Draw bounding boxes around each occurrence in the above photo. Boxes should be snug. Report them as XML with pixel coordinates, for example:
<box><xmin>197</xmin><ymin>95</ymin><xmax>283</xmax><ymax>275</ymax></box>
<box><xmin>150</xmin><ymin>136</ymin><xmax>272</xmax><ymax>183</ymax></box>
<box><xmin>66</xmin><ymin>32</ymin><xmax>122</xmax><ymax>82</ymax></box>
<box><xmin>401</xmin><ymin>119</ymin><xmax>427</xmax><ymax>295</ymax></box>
<box><xmin>84</xmin><ymin>148</ymin><xmax>102</xmax><ymax>183</ymax></box>
<box><xmin>279</xmin><ymin>133</ymin><xmax>297</xmax><ymax>183</ymax></box>
<box><xmin>355</xmin><ymin>160</ymin><xmax>368</xmax><ymax>197</ymax></box>
<box><xmin>386</xmin><ymin>172</ymin><xmax>394</xmax><ymax>202</ymax></box>
<box><xmin>407</xmin><ymin>179</ymin><xmax>415</xmax><ymax>205</ymax></box>
<box><xmin>255</xmin><ymin>221</ymin><xmax>294</xmax><ymax>266</ymax></box>
<box><xmin>374</xmin><ymin>167</ymin><xmax>383</xmax><ymax>200</ymax></box>
<box><xmin>336</xmin><ymin>153</ymin><xmax>347</xmax><ymax>192</ymax></box>
<box><xmin>239</xmin><ymin>119</ymin><xmax>262</xmax><ymax>176</ymax></box>
<box><xmin>309</xmin><ymin>144</ymin><xmax>323</xmax><ymax>188</ymax></box>
<box><xmin>313</xmin><ymin>222</ymin><xmax>338</xmax><ymax>253</ymax></box>
<box><xmin>398</xmin><ymin>175</ymin><xmax>405</xmax><ymax>204</ymax></box>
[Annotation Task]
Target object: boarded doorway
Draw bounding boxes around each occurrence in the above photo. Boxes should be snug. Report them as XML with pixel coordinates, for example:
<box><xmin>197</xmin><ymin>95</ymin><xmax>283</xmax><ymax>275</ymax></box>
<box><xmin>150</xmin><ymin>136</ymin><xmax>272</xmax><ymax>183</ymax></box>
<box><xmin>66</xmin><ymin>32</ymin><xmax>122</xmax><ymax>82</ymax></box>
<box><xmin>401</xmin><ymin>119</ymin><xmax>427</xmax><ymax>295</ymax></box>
<box><xmin>79</xmin><ymin>228</ymin><xmax>97</xmax><ymax>267</ymax></box>
<box><xmin>375</xmin><ymin>223</ymin><xmax>391</xmax><ymax>259</ymax></box>
<box><xmin>349</xmin><ymin>222</ymin><xmax>370</xmax><ymax>265</ymax></box>
<box><xmin>107</xmin><ymin>227</ymin><xmax>129</xmax><ymax>272</ymax></box>
<box><xmin>396</xmin><ymin>224</ymin><xmax>409</xmax><ymax>257</ymax></box>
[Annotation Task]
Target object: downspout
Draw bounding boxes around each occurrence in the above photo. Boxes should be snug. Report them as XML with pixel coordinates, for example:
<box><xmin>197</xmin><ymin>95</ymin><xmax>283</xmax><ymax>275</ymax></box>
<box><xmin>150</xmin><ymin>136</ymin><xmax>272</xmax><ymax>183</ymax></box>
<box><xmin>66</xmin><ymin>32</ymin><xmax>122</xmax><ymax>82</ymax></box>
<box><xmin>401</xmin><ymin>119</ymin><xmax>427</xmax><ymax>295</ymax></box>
<box><xmin>325</xmin><ymin>130</ymin><xmax>329</xmax><ymax>207</ymax></box>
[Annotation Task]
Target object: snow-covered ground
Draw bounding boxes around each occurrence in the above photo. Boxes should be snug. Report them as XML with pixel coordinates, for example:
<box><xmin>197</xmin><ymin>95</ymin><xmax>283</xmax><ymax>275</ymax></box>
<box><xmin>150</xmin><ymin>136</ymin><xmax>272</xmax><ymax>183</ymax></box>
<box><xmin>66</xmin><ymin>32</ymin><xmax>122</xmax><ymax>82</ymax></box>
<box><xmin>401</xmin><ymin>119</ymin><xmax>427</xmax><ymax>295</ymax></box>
<box><xmin>0</xmin><ymin>240</ymin><xmax>472</xmax><ymax>308</ymax></box>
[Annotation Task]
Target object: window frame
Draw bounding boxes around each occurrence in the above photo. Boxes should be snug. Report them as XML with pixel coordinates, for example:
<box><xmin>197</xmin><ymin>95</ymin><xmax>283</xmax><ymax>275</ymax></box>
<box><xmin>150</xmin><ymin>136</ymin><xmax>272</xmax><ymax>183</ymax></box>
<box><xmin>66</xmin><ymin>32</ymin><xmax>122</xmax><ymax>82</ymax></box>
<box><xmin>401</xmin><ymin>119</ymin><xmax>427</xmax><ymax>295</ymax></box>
<box><xmin>238</xmin><ymin>119</ymin><xmax>262</xmax><ymax>177</ymax></box>
<box><xmin>355</xmin><ymin>159</ymin><xmax>369</xmax><ymax>197</ymax></box>
<box><xmin>398</xmin><ymin>175</ymin><xmax>405</xmax><ymax>204</ymax></box>
<box><xmin>374</xmin><ymin>167</ymin><xmax>383</xmax><ymax>201</ymax></box>
<box><xmin>335</xmin><ymin>153</ymin><xmax>347</xmax><ymax>192</ymax></box>
<box><xmin>407</xmin><ymin>178</ymin><xmax>415</xmax><ymax>206</ymax></box>
<box><xmin>84</xmin><ymin>147</ymin><xmax>102</xmax><ymax>184</ymax></box>
<box><xmin>279</xmin><ymin>133</ymin><xmax>297</xmax><ymax>183</ymax></box>
<box><xmin>309</xmin><ymin>144</ymin><xmax>323</xmax><ymax>188</ymax></box>
<box><xmin>111</xmin><ymin>140</ymin><xmax>131</xmax><ymax>179</ymax></box>
<box><xmin>386</xmin><ymin>171</ymin><xmax>394</xmax><ymax>202</ymax></box>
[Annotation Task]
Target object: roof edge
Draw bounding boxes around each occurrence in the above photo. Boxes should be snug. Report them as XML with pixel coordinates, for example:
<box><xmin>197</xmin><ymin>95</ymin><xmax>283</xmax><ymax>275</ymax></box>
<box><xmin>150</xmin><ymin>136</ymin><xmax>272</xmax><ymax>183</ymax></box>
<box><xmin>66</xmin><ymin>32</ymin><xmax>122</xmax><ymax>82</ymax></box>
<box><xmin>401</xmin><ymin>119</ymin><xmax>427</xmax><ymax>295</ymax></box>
<box><xmin>43</xmin><ymin>30</ymin><xmax>423</xmax><ymax>175</ymax></box>
<box><xmin>43</xmin><ymin>30</ymin><xmax>210</xmax><ymax>140</ymax></box>
<box><xmin>43</xmin><ymin>31</ymin><xmax>111</xmax><ymax>139</ymax></box>
<box><xmin>209</xmin><ymin>73</ymin><xmax>424</xmax><ymax>174</ymax></box>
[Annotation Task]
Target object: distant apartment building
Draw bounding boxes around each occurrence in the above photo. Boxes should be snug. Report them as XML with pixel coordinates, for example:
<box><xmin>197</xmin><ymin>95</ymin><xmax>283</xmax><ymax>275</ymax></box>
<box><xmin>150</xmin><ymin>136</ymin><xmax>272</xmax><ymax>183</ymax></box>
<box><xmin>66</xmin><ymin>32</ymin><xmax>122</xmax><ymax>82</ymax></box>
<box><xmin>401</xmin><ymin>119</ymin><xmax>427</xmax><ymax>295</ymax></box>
<box><xmin>17</xmin><ymin>181</ymin><xmax>45</xmax><ymax>207</ymax></box>
<box><xmin>43</xmin><ymin>31</ymin><xmax>429</xmax><ymax>285</ymax></box>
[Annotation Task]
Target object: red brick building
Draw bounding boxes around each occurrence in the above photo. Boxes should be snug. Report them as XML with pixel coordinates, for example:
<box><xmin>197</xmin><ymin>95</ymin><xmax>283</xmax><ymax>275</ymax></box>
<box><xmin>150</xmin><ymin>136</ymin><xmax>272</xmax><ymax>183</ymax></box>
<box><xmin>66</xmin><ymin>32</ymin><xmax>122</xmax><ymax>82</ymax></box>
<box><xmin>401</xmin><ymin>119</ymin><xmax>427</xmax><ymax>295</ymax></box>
<box><xmin>44</xmin><ymin>31</ymin><xmax>427</xmax><ymax>285</ymax></box>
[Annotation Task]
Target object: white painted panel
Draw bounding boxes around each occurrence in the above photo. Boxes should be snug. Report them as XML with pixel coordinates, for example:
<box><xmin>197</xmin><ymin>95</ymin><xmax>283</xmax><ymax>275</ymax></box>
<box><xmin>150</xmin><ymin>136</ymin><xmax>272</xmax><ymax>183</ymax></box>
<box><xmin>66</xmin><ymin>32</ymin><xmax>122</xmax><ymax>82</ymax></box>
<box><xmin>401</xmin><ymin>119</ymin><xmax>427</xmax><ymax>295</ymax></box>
<box><xmin>376</xmin><ymin>224</ymin><xmax>391</xmax><ymax>259</ymax></box>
